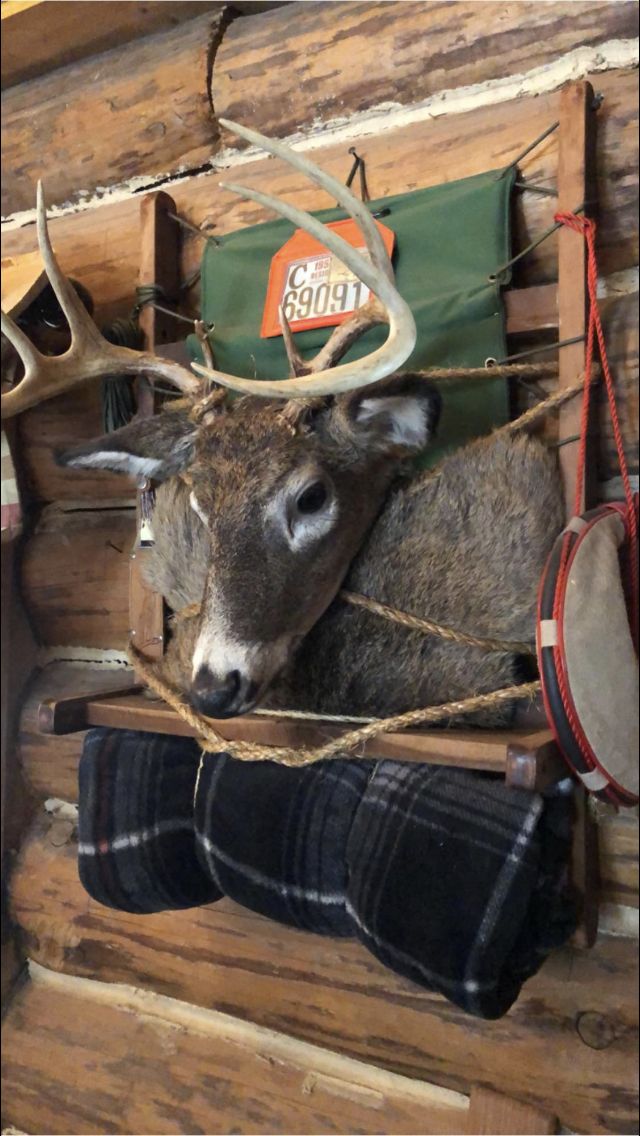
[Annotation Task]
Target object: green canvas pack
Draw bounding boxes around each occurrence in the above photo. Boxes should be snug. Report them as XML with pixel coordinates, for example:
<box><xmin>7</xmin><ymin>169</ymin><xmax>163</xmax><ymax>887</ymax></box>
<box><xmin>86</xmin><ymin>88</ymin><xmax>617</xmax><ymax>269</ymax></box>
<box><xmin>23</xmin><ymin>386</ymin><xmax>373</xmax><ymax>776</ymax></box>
<box><xmin>188</xmin><ymin>166</ymin><xmax>516</xmax><ymax>466</ymax></box>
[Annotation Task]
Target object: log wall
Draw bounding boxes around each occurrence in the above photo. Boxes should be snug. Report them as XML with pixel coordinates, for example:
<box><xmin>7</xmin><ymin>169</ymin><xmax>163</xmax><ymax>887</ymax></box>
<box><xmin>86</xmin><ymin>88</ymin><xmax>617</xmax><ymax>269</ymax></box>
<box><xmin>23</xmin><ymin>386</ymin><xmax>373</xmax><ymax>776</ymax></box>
<box><xmin>1</xmin><ymin>3</ymin><xmax>638</xmax><ymax>1133</ymax></box>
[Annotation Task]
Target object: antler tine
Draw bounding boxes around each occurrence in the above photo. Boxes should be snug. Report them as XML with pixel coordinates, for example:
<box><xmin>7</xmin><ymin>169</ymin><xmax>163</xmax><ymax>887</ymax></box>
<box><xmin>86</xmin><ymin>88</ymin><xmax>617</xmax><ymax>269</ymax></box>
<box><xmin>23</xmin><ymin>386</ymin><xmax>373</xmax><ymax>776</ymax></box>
<box><xmin>1</xmin><ymin>184</ymin><xmax>204</xmax><ymax>419</ymax></box>
<box><xmin>308</xmin><ymin>296</ymin><xmax>387</xmax><ymax>374</ymax></box>
<box><xmin>192</xmin><ymin>119</ymin><xmax>415</xmax><ymax>399</ymax></box>
<box><xmin>219</xmin><ymin>118</ymin><xmax>393</xmax><ymax>283</ymax></box>
<box><xmin>36</xmin><ymin>182</ymin><xmax>102</xmax><ymax>345</ymax></box>
<box><xmin>278</xmin><ymin>306</ymin><xmax>310</xmax><ymax>377</ymax></box>
<box><xmin>223</xmin><ymin>181</ymin><xmax>388</xmax><ymax>299</ymax></box>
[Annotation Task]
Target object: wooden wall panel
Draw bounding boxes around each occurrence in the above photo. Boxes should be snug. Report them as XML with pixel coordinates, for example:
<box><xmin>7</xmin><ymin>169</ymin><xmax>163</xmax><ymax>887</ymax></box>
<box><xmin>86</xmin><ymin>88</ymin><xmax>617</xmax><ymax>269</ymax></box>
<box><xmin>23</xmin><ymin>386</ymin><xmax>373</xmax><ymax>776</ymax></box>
<box><xmin>21</xmin><ymin>507</ymin><xmax>135</xmax><ymax>649</ymax></box>
<box><xmin>212</xmin><ymin>0</ymin><xmax>638</xmax><ymax>141</ymax></box>
<box><xmin>2</xmin><ymin>970</ymin><xmax>558</xmax><ymax>1136</ymax></box>
<box><xmin>9</xmin><ymin>814</ymin><xmax>639</xmax><ymax>1136</ymax></box>
<box><xmin>17</xmin><ymin>384</ymin><xmax>138</xmax><ymax>504</ymax></box>
<box><xmin>1</xmin><ymin>10</ymin><xmax>226</xmax><ymax>216</ymax></box>
<box><xmin>1</xmin><ymin>975</ymin><xmax>470</xmax><ymax>1136</ymax></box>
<box><xmin>1</xmin><ymin>1</ymin><xmax>223</xmax><ymax>90</ymax></box>
<box><xmin>598</xmin><ymin>291</ymin><xmax>639</xmax><ymax>481</ymax></box>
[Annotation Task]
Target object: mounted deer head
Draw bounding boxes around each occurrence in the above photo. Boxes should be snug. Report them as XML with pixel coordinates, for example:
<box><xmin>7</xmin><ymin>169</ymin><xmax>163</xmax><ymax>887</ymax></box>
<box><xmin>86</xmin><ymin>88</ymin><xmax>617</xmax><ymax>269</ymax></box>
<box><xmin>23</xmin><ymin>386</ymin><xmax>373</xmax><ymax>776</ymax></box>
<box><xmin>61</xmin><ymin>377</ymin><xmax>440</xmax><ymax>717</ymax></box>
<box><xmin>11</xmin><ymin>122</ymin><xmax>437</xmax><ymax>717</ymax></box>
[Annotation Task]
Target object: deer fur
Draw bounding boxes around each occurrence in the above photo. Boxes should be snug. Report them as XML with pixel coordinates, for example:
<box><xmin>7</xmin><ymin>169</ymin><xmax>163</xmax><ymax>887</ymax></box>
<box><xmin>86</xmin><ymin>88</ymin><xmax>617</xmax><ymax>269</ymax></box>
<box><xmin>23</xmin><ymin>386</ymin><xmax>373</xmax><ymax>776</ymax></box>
<box><xmin>60</xmin><ymin>374</ymin><xmax>563</xmax><ymax>727</ymax></box>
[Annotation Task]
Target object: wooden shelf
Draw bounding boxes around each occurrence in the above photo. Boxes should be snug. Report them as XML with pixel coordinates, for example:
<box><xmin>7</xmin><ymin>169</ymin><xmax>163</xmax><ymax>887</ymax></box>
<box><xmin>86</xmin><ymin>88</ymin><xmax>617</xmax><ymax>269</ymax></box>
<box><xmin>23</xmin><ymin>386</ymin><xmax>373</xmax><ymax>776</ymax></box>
<box><xmin>37</xmin><ymin>684</ymin><xmax>564</xmax><ymax>791</ymax></box>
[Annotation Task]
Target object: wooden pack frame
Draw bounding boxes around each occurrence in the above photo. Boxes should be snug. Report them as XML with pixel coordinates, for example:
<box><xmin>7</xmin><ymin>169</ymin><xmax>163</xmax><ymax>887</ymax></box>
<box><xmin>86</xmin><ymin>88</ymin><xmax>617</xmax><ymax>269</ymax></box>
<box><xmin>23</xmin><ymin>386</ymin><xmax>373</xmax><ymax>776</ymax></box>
<box><xmin>38</xmin><ymin>81</ymin><xmax>600</xmax><ymax>943</ymax></box>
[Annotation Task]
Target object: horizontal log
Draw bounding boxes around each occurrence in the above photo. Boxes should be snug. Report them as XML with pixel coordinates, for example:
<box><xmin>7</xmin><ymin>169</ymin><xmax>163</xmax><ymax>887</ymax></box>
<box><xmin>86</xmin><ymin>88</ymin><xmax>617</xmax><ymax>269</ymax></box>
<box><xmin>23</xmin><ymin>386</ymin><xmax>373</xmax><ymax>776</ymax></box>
<box><xmin>9</xmin><ymin>813</ymin><xmax>639</xmax><ymax>1135</ymax></box>
<box><xmin>1</xmin><ymin>9</ymin><xmax>226</xmax><ymax>216</ymax></box>
<box><xmin>212</xmin><ymin>0</ymin><xmax>637</xmax><ymax>142</ymax></box>
<box><xmin>18</xmin><ymin>664</ymin><xmax>132</xmax><ymax>802</ymax></box>
<box><xmin>599</xmin><ymin>813</ymin><xmax>640</xmax><ymax>909</ymax></box>
<box><xmin>1</xmin><ymin>1</ymin><xmax>224</xmax><ymax>90</ymax></box>
<box><xmin>2</xmin><ymin>69</ymin><xmax>636</xmax><ymax>312</ymax></box>
<box><xmin>17</xmin><ymin>382</ymin><xmax>139</xmax><ymax>503</ymax></box>
<box><xmin>2</xmin><ymin>72</ymin><xmax>636</xmax><ymax>502</ymax></box>
<box><xmin>597</xmin><ymin>291</ymin><xmax>639</xmax><ymax>481</ymax></box>
<box><xmin>2</xmin><ymin>966</ymin><xmax>558</xmax><ymax>1136</ymax></box>
<box><xmin>21</xmin><ymin>507</ymin><xmax>135</xmax><ymax>649</ymax></box>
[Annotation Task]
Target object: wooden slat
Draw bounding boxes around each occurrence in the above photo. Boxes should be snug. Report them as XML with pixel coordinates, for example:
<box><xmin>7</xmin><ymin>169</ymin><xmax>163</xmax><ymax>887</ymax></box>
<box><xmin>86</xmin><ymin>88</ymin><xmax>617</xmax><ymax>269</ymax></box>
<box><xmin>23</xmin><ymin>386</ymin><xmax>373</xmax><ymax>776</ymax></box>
<box><xmin>40</xmin><ymin>687</ymin><xmax>553</xmax><ymax>773</ymax></box>
<box><xmin>1</xmin><ymin>0</ymin><xmax>222</xmax><ymax>90</ymax></box>
<box><xmin>505</xmin><ymin>283</ymin><xmax>558</xmax><ymax>334</ymax></box>
<box><xmin>128</xmin><ymin>191</ymin><xmax>178</xmax><ymax>670</ymax></box>
<box><xmin>10</xmin><ymin>816</ymin><xmax>639</xmax><ymax>1135</ymax></box>
<box><xmin>21</xmin><ymin>506</ymin><xmax>135</xmax><ymax>649</ymax></box>
<box><xmin>212</xmin><ymin>0</ymin><xmax>636</xmax><ymax>143</ymax></box>
<box><xmin>557</xmin><ymin>80</ymin><xmax>596</xmax><ymax>518</ymax></box>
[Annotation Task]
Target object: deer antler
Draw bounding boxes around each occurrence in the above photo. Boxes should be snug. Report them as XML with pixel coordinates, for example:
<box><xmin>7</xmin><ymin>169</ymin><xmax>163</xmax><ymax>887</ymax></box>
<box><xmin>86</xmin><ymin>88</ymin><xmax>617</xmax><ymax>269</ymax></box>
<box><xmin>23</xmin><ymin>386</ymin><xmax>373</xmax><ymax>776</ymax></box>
<box><xmin>191</xmin><ymin>119</ymin><xmax>416</xmax><ymax>400</ymax></box>
<box><xmin>0</xmin><ymin>183</ymin><xmax>202</xmax><ymax>420</ymax></box>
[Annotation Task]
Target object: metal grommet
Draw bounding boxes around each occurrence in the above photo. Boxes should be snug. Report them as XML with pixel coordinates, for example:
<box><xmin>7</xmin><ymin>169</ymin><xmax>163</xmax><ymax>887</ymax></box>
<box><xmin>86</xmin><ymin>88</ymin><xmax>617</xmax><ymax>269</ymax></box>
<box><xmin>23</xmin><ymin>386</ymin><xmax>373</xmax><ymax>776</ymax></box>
<box><xmin>488</xmin><ymin>273</ymin><xmax>497</xmax><ymax>283</ymax></box>
<box><xmin>484</xmin><ymin>357</ymin><xmax>498</xmax><ymax>369</ymax></box>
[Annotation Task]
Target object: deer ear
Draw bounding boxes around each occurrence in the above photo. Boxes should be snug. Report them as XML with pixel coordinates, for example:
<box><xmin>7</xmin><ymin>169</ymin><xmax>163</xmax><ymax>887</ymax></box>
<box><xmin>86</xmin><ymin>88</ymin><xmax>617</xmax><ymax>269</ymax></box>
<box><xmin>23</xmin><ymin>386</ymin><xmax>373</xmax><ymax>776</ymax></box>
<box><xmin>343</xmin><ymin>373</ymin><xmax>442</xmax><ymax>455</ymax></box>
<box><xmin>56</xmin><ymin>405</ymin><xmax>198</xmax><ymax>482</ymax></box>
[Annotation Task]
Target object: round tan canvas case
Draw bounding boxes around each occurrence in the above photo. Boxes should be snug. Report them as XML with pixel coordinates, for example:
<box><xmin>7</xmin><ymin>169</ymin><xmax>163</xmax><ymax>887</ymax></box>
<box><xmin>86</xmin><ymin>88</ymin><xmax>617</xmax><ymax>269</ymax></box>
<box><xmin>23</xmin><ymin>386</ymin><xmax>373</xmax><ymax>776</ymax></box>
<box><xmin>537</xmin><ymin>501</ymin><xmax>639</xmax><ymax>808</ymax></box>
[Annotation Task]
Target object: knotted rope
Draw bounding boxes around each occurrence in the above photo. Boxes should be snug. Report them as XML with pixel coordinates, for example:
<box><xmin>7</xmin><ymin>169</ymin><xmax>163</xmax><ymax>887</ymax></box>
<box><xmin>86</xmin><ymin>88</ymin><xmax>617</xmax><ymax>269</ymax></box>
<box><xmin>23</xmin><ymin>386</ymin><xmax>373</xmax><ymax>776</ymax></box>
<box><xmin>131</xmin><ymin>365</ymin><xmax>598</xmax><ymax>764</ymax></box>
<box><xmin>128</xmin><ymin>640</ymin><xmax>540</xmax><ymax>766</ymax></box>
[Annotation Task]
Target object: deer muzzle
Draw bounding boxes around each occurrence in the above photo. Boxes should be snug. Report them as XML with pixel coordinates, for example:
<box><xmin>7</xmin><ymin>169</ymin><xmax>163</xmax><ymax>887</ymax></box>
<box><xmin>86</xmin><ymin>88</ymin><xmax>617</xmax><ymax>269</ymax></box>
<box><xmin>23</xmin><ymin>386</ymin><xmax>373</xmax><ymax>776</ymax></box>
<box><xmin>190</xmin><ymin>665</ymin><xmax>258</xmax><ymax>720</ymax></box>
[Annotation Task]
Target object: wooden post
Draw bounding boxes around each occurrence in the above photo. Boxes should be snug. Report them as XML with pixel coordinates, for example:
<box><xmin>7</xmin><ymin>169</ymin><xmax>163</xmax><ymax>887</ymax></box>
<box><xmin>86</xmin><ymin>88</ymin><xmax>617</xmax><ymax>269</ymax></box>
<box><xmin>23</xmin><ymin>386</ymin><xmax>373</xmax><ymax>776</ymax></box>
<box><xmin>129</xmin><ymin>191</ymin><xmax>180</xmax><ymax>672</ymax></box>
<box><xmin>557</xmin><ymin>80</ymin><xmax>600</xmax><ymax>948</ymax></box>
<box><xmin>557</xmin><ymin>80</ymin><xmax>597</xmax><ymax>519</ymax></box>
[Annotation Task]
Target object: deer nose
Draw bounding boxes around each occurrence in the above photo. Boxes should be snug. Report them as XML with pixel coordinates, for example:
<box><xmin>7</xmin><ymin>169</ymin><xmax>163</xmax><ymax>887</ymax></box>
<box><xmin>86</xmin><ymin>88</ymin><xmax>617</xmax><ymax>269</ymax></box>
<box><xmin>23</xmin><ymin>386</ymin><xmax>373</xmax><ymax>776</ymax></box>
<box><xmin>190</xmin><ymin>666</ymin><xmax>242</xmax><ymax>719</ymax></box>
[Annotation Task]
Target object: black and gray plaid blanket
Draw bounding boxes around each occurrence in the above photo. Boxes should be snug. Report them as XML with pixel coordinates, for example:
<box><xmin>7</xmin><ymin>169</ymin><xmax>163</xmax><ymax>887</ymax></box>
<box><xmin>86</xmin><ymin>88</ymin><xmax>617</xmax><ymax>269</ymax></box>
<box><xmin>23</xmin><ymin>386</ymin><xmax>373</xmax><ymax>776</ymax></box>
<box><xmin>78</xmin><ymin>729</ymin><xmax>577</xmax><ymax>1019</ymax></box>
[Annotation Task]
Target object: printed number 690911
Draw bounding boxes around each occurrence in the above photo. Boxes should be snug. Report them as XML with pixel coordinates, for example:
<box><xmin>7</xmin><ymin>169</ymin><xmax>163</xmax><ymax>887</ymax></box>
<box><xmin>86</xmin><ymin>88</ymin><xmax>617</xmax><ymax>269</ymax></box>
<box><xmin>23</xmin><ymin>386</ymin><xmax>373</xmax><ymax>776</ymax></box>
<box><xmin>281</xmin><ymin>280</ymin><xmax>364</xmax><ymax>323</ymax></box>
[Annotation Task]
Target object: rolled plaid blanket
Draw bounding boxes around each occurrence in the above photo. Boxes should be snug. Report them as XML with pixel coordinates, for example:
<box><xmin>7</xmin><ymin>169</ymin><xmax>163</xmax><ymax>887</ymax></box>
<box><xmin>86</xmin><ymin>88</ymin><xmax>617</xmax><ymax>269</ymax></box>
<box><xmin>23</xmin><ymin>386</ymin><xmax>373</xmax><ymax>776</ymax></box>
<box><xmin>78</xmin><ymin>729</ymin><xmax>577</xmax><ymax>1019</ymax></box>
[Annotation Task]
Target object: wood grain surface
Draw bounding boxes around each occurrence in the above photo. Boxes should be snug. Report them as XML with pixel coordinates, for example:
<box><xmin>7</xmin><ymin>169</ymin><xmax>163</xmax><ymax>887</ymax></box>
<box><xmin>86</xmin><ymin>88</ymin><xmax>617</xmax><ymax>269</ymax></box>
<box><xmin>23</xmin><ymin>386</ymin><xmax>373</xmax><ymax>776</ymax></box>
<box><xmin>2</xmin><ymin>967</ymin><xmax>561</xmax><ymax>1135</ymax></box>
<box><xmin>212</xmin><ymin>0</ymin><xmax>637</xmax><ymax>141</ymax></box>
<box><xmin>8</xmin><ymin>812</ymin><xmax>638</xmax><ymax>1135</ymax></box>
<box><xmin>21</xmin><ymin>507</ymin><xmax>135</xmax><ymax>649</ymax></box>
<box><xmin>1</xmin><ymin>9</ymin><xmax>226</xmax><ymax>216</ymax></box>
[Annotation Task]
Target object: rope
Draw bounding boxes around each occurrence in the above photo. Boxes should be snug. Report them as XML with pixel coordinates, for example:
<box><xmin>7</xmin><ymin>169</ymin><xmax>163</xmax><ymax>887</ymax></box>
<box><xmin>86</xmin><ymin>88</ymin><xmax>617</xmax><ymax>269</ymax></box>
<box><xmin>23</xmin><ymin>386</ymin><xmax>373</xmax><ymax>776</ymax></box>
<box><xmin>134</xmin><ymin>363</ymin><xmax>594</xmax><ymax>765</ymax></box>
<box><xmin>171</xmin><ymin>592</ymin><xmax>536</xmax><ymax>656</ymax></box>
<box><xmin>129</xmin><ymin>639</ymin><xmax>540</xmax><ymax>766</ymax></box>
<box><xmin>413</xmin><ymin>361</ymin><xmax>558</xmax><ymax>382</ymax></box>
<box><xmin>339</xmin><ymin>590</ymin><xmax>536</xmax><ymax>655</ymax></box>
<box><xmin>553</xmin><ymin>212</ymin><xmax>638</xmax><ymax>646</ymax></box>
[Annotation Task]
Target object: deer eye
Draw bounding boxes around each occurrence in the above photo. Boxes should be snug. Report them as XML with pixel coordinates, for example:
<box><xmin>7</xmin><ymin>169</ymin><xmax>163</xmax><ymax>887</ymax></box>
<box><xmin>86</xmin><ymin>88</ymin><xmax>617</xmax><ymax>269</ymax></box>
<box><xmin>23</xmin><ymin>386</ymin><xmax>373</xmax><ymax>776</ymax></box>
<box><xmin>295</xmin><ymin>481</ymin><xmax>328</xmax><ymax>514</ymax></box>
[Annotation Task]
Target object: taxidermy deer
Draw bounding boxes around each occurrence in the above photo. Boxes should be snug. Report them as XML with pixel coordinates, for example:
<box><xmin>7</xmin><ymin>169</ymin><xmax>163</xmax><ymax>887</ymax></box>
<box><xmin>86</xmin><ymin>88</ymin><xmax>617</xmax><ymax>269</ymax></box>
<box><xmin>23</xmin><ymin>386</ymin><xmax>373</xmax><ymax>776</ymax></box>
<box><xmin>2</xmin><ymin>121</ymin><xmax>563</xmax><ymax>727</ymax></box>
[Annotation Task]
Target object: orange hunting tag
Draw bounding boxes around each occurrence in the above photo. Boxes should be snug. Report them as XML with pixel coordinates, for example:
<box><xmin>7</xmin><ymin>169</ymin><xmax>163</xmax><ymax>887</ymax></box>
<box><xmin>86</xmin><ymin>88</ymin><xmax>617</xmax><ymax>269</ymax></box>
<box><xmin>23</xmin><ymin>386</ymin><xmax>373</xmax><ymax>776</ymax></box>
<box><xmin>260</xmin><ymin>218</ymin><xmax>395</xmax><ymax>339</ymax></box>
